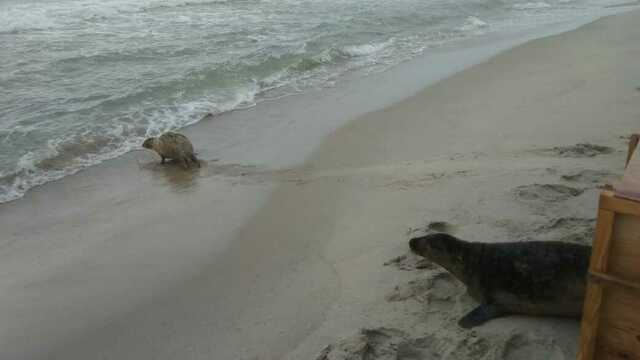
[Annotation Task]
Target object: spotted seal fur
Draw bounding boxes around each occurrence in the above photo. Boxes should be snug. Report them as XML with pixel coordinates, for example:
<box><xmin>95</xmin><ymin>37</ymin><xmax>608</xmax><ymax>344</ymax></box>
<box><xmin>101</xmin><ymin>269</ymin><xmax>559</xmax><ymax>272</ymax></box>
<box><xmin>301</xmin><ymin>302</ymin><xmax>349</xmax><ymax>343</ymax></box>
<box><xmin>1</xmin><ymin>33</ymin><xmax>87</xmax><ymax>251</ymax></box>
<box><xmin>142</xmin><ymin>132</ymin><xmax>200</xmax><ymax>169</ymax></box>
<box><xmin>409</xmin><ymin>233</ymin><xmax>590</xmax><ymax>328</ymax></box>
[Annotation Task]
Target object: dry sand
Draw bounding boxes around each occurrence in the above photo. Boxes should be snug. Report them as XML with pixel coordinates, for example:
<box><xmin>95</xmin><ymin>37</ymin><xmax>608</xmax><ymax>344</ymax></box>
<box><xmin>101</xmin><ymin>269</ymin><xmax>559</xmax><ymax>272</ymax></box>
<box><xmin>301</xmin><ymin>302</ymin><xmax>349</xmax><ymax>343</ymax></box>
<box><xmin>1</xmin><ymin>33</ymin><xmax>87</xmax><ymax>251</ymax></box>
<box><xmin>1</xmin><ymin>9</ymin><xmax>640</xmax><ymax>360</ymax></box>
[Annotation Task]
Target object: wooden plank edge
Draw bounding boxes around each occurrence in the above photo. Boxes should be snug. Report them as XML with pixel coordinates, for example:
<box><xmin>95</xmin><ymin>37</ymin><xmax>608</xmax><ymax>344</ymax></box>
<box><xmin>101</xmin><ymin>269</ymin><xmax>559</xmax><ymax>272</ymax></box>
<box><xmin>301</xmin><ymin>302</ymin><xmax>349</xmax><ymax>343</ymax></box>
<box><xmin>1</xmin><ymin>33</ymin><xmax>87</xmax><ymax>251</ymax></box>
<box><xmin>589</xmin><ymin>271</ymin><xmax>640</xmax><ymax>293</ymax></box>
<box><xmin>600</xmin><ymin>190</ymin><xmax>640</xmax><ymax>217</ymax></box>
<box><xmin>577</xmin><ymin>209</ymin><xmax>616</xmax><ymax>360</ymax></box>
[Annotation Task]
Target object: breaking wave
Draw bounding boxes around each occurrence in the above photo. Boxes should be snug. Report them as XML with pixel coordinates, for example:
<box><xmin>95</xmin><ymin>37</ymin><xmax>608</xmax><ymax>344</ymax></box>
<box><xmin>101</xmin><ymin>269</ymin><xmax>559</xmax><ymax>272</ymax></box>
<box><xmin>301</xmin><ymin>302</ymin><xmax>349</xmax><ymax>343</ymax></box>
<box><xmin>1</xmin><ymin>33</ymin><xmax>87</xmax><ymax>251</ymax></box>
<box><xmin>0</xmin><ymin>0</ymin><xmax>622</xmax><ymax>202</ymax></box>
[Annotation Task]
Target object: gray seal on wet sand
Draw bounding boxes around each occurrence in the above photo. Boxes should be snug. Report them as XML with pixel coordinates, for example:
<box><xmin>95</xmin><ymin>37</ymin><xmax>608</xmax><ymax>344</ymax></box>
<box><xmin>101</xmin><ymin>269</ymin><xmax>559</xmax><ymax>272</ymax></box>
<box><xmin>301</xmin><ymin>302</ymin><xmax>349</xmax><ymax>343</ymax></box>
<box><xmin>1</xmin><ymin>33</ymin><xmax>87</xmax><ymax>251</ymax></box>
<box><xmin>409</xmin><ymin>233</ymin><xmax>591</xmax><ymax>328</ymax></box>
<box><xmin>142</xmin><ymin>132</ymin><xmax>200</xmax><ymax>169</ymax></box>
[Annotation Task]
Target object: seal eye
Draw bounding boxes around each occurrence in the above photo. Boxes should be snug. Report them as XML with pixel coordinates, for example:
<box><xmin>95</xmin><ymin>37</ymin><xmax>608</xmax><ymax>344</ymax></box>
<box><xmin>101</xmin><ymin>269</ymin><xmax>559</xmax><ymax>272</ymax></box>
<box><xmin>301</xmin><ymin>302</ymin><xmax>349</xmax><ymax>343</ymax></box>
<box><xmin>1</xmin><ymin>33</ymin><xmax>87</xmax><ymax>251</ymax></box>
<box><xmin>409</xmin><ymin>237</ymin><xmax>424</xmax><ymax>253</ymax></box>
<box><xmin>425</xmin><ymin>233</ymin><xmax>456</xmax><ymax>252</ymax></box>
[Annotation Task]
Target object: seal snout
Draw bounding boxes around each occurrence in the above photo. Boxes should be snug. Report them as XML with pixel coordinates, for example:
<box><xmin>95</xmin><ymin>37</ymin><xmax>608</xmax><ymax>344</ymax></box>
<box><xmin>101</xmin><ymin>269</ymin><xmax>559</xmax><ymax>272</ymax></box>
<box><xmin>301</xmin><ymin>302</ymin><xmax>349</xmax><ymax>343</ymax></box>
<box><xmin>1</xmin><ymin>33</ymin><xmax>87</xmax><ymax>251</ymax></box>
<box><xmin>409</xmin><ymin>233</ymin><xmax>459</xmax><ymax>256</ymax></box>
<box><xmin>142</xmin><ymin>137</ymin><xmax>155</xmax><ymax>150</ymax></box>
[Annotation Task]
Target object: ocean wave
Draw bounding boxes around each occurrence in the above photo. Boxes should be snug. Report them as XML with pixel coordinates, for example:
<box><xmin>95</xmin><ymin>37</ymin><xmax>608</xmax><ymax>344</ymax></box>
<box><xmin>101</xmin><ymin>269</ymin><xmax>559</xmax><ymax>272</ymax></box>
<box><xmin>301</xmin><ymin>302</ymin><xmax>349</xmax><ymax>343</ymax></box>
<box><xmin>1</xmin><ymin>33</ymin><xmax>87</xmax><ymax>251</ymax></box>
<box><xmin>459</xmin><ymin>16</ymin><xmax>489</xmax><ymax>32</ymax></box>
<box><xmin>147</xmin><ymin>0</ymin><xmax>248</xmax><ymax>11</ymax></box>
<box><xmin>513</xmin><ymin>2</ymin><xmax>552</xmax><ymax>10</ymax></box>
<box><xmin>0</xmin><ymin>36</ymin><xmax>397</xmax><ymax>203</ymax></box>
<box><xmin>0</xmin><ymin>0</ymin><xmax>243</xmax><ymax>34</ymax></box>
<box><xmin>0</xmin><ymin>7</ymin><xmax>60</xmax><ymax>34</ymax></box>
<box><xmin>0</xmin><ymin>0</ymin><xmax>616</xmax><ymax>203</ymax></box>
<box><xmin>340</xmin><ymin>39</ymin><xmax>394</xmax><ymax>57</ymax></box>
<box><xmin>0</xmin><ymin>86</ymin><xmax>262</xmax><ymax>203</ymax></box>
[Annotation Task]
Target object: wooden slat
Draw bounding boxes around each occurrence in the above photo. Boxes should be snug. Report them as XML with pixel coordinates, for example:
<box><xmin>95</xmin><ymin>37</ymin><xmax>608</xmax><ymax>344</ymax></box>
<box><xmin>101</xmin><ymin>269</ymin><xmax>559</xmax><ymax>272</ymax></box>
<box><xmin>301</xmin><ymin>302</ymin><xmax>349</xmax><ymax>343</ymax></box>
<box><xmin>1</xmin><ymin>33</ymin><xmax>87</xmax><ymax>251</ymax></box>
<box><xmin>595</xmin><ymin>326</ymin><xmax>640</xmax><ymax>360</ymax></box>
<box><xmin>580</xmin><ymin>284</ymin><xmax>606</xmax><ymax>360</ymax></box>
<box><xmin>600</xmin><ymin>191</ymin><xmax>640</xmax><ymax>217</ymax></box>
<box><xmin>607</xmin><ymin>214</ymin><xmax>640</xmax><ymax>282</ymax></box>
<box><xmin>596</xmin><ymin>287</ymin><xmax>640</xmax><ymax>359</ymax></box>
<box><xmin>579</xmin><ymin>135</ymin><xmax>640</xmax><ymax>359</ymax></box>
<box><xmin>578</xmin><ymin>208</ymin><xmax>616</xmax><ymax>360</ymax></box>
<box><xmin>590</xmin><ymin>271</ymin><xmax>640</xmax><ymax>293</ymax></box>
<box><xmin>590</xmin><ymin>209</ymin><xmax>617</xmax><ymax>272</ymax></box>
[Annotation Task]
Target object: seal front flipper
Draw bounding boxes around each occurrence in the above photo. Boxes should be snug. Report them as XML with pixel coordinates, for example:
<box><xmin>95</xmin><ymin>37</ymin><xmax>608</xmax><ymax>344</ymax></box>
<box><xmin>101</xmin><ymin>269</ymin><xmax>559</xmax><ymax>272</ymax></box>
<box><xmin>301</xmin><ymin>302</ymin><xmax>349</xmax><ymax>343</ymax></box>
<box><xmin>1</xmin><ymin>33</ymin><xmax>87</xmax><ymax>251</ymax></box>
<box><xmin>458</xmin><ymin>304</ymin><xmax>504</xmax><ymax>328</ymax></box>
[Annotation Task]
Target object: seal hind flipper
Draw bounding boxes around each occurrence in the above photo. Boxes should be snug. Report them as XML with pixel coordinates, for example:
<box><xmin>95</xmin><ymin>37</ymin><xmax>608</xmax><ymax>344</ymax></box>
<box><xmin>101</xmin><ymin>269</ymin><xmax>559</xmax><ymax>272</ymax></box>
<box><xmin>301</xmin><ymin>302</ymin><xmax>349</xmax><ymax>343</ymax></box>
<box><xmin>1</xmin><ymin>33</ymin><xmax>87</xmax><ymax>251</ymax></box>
<box><xmin>458</xmin><ymin>304</ymin><xmax>504</xmax><ymax>329</ymax></box>
<box><xmin>180</xmin><ymin>155</ymin><xmax>191</xmax><ymax>169</ymax></box>
<box><xmin>190</xmin><ymin>154</ymin><xmax>200</xmax><ymax>168</ymax></box>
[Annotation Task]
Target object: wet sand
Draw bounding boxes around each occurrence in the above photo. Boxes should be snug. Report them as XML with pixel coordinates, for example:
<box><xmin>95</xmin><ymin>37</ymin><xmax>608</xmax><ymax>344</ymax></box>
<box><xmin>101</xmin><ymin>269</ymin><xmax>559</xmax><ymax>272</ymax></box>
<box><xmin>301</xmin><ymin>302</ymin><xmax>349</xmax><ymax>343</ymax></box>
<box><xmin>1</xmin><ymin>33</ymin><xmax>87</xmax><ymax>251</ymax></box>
<box><xmin>1</xmin><ymin>8</ymin><xmax>640</xmax><ymax>360</ymax></box>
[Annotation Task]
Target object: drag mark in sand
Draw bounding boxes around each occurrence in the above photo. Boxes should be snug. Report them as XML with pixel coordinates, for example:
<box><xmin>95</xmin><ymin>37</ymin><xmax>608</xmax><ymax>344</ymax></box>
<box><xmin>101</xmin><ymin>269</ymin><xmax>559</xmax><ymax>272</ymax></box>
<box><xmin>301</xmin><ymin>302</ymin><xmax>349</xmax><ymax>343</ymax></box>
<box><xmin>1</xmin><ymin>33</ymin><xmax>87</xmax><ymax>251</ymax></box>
<box><xmin>494</xmin><ymin>216</ymin><xmax>596</xmax><ymax>245</ymax></box>
<box><xmin>383</xmin><ymin>253</ymin><xmax>437</xmax><ymax>271</ymax></box>
<box><xmin>385</xmin><ymin>271</ymin><xmax>465</xmax><ymax>310</ymax></box>
<box><xmin>533</xmin><ymin>143</ymin><xmax>614</xmax><ymax>158</ymax></box>
<box><xmin>142</xmin><ymin>159</ymin><xmax>479</xmax><ymax>192</ymax></box>
<box><xmin>315</xmin><ymin>328</ymin><xmax>491</xmax><ymax>360</ymax></box>
<box><xmin>315</xmin><ymin>328</ymin><xmax>437</xmax><ymax>360</ymax></box>
<box><xmin>513</xmin><ymin>184</ymin><xmax>584</xmax><ymax>202</ymax></box>
<box><xmin>560</xmin><ymin>169</ymin><xmax>614</xmax><ymax>185</ymax></box>
<box><xmin>384</xmin><ymin>170</ymin><xmax>473</xmax><ymax>191</ymax></box>
<box><xmin>534</xmin><ymin>217</ymin><xmax>595</xmax><ymax>244</ymax></box>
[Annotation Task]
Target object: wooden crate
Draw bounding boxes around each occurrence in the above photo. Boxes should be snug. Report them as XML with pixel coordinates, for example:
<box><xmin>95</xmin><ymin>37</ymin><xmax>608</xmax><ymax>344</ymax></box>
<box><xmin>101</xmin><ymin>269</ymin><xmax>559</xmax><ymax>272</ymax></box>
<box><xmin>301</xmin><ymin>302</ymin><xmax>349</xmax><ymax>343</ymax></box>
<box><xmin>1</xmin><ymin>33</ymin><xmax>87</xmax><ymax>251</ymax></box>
<box><xmin>578</xmin><ymin>136</ymin><xmax>640</xmax><ymax>360</ymax></box>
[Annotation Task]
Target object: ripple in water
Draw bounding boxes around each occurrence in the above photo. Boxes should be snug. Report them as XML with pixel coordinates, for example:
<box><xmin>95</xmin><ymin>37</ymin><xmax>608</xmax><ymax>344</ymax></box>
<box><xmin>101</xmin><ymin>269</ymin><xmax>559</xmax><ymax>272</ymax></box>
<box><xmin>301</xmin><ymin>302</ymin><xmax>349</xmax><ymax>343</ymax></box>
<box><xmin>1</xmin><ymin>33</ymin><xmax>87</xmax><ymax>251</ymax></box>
<box><xmin>0</xmin><ymin>0</ymin><xmax>626</xmax><ymax>202</ymax></box>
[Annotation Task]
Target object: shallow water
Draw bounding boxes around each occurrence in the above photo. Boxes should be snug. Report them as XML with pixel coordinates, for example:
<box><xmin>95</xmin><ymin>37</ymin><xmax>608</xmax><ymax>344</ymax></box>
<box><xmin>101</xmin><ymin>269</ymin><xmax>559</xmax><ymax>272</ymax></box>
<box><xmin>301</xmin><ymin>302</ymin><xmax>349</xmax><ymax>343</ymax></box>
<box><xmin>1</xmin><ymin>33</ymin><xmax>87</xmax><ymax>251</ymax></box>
<box><xmin>0</xmin><ymin>0</ymin><xmax>628</xmax><ymax>202</ymax></box>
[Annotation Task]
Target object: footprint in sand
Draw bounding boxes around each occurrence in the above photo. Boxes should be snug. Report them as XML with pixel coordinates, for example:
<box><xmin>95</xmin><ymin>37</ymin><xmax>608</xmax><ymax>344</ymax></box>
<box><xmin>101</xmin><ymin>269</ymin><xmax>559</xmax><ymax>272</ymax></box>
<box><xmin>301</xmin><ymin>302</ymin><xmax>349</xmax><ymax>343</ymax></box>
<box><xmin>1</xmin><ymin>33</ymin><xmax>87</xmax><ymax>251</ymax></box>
<box><xmin>501</xmin><ymin>333</ymin><xmax>565</xmax><ymax>360</ymax></box>
<box><xmin>315</xmin><ymin>328</ymin><xmax>413</xmax><ymax>360</ymax></box>
<box><xmin>513</xmin><ymin>184</ymin><xmax>584</xmax><ymax>203</ymax></box>
<box><xmin>447</xmin><ymin>336</ymin><xmax>491</xmax><ymax>359</ymax></box>
<box><xmin>386</xmin><ymin>272</ymin><xmax>464</xmax><ymax>311</ymax></box>
<box><xmin>384</xmin><ymin>253</ymin><xmax>438</xmax><ymax>271</ymax></box>
<box><xmin>561</xmin><ymin>169</ymin><xmax>614</xmax><ymax>185</ymax></box>
<box><xmin>316</xmin><ymin>327</ymin><xmax>495</xmax><ymax>360</ymax></box>
<box><xmin>494</xmin><ymin>216</ymin><xmax>595</xmax><ymax>244</ymax></box>
<box><xmin>535</xmin><ymin>143</ymin><xmax>614</xmax><ymax>158</ymax></box>
<box><xmin>385</xmin><ymin>171</ymin><xmax>473</xmax><ymax>191</ymax></box>
<box><xmin>534</xmin><ymin>217</ymin><xmax>596</xmax><ymax>244</ymax></box>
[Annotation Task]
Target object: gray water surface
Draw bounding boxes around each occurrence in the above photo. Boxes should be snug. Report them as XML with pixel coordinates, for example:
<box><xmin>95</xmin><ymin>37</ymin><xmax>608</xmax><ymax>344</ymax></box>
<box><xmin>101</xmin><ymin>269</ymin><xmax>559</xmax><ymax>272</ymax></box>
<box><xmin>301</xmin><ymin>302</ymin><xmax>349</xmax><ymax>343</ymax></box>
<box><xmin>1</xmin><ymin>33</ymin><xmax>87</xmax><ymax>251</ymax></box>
<box><xmin>0</xmin><ymin>0</ymin><xmax>626</xmax><ymax>202</ymax></box>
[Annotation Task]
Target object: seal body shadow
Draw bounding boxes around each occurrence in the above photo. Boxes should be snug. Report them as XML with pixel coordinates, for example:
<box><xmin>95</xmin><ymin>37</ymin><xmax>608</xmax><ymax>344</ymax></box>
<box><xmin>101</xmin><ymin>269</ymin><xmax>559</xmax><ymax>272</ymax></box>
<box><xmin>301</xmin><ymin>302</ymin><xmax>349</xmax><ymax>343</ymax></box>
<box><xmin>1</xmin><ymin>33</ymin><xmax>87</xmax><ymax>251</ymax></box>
<box><xmin>142</xmin><ymin>132</ymin><xmax>200</xmax><ymax>169</ymax></box>
<box><xmin>409</xmin><ymin>233</ymin><xmax>591</xmax><ymax>328</ymax></box>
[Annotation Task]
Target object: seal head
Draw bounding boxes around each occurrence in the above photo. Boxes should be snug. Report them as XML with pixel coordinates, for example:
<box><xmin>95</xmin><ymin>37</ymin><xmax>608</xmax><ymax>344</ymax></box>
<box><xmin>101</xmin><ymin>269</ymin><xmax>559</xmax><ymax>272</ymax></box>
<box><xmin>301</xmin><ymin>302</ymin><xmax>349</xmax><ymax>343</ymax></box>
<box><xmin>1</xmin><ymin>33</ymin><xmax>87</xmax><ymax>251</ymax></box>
<box><xmin>142</xmin><ymin>137</ymin><xmax>156</xmax><ymax>150</ymax></box>
<box><xmin>410</xmin><ymin>233</ymin><xmax>469</xmax><ymax>282</ymax></box>
<box><xmin>410</xmin><ymin>233</ymin><xmax>461</xmax><ymax>260</ymax></box>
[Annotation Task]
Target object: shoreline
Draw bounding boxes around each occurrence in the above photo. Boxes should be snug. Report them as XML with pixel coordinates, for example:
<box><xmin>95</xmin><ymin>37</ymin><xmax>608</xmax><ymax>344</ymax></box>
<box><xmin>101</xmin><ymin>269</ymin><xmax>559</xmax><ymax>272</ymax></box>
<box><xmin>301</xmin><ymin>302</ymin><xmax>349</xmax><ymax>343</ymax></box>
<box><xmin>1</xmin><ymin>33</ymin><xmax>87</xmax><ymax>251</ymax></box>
<box><xmin>0</xmin><ymin>4</ymin><xmax>632</xmax><ymax>204</ymax></box>
<box><xmin>2</xmin><ymin>9</ymin><xmax>640</xmax><ymax>360</ymax></box>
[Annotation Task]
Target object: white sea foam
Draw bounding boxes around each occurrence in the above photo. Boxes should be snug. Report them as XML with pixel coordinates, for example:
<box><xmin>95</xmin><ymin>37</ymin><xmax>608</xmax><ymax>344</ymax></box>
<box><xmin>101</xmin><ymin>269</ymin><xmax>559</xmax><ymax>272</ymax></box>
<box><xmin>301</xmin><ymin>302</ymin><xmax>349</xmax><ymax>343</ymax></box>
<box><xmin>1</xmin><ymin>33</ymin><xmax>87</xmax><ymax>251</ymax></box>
<box><xmin>513</xmin><ymin>2</ymin><xmax>552</xmax><ymax>10</ymax></box>
<box><xmin>459</xmin><ymin>16</ymin><xmax>489</xmax><ymax>32</ymax></box>
<box><xmin>0</xmin><ymin>0</ymin><xmax>620</xmax><ymax>203</ymax></box>
<box><xmin>0</xmin><ymin>0</ymin><xmax>232</xmax><ymax>33</ymax></box>
<box><xmin>0</xmin><ymin>85</ymin><xmax>262</xmax><ymax>203</ymax></box>
<box><xmin>341</xmin><ymin>40</ymin><xmax>394</xmax><ymax>57</ymax></box>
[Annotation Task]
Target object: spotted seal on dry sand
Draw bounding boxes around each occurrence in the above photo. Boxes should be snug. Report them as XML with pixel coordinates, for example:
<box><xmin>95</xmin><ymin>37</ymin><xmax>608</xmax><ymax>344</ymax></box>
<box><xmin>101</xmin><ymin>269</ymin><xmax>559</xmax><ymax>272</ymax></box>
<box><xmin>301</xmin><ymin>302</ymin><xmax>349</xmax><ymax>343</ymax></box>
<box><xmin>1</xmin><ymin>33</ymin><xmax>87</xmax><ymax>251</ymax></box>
<box><xmin>409</xmin><ymin>233</ymin><xmax>590</xmax><ymax>328</ymax></box>
<box><xmin>142</xmin><ymin>132</ymin><xmax>200</xmax><ymax>169</ymax></box>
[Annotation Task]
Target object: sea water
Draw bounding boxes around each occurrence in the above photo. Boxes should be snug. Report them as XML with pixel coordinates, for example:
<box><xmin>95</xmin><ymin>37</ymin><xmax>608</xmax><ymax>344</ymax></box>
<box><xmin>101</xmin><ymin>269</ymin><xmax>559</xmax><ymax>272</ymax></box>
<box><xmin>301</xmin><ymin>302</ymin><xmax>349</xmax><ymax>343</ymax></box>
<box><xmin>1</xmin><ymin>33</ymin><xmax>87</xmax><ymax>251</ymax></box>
<box><xmin>0</xmin><ymin>0</ymin><xmax>630</xmax><ymax>202</ymax></box>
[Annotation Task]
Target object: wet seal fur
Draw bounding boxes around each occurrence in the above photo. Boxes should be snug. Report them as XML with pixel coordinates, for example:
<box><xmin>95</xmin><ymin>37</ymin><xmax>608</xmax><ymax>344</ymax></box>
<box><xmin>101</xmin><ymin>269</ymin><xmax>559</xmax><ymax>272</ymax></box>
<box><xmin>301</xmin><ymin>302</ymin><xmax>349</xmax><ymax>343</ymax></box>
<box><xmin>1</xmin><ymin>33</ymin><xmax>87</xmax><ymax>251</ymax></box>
<box><xmin>409</xmin><ymin>233</ymin><xmax>590</xmax><ymax>328</ymax></box>
<box><xmin>143</xmin><ymin>132</ymin><xmax>200</xmax><ymax>169</ymax></box>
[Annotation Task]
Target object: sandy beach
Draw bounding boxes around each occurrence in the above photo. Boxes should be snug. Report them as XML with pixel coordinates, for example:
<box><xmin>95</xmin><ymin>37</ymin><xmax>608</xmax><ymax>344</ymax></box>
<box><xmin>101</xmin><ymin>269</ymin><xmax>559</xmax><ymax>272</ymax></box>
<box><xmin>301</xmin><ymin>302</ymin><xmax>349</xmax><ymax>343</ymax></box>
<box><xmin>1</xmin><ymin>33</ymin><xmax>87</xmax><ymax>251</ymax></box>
<box><xmin>1</xmin><ymin>8</ymin><xmax>640</xmax><ymax>360</ymax></box>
